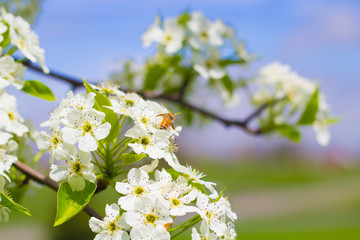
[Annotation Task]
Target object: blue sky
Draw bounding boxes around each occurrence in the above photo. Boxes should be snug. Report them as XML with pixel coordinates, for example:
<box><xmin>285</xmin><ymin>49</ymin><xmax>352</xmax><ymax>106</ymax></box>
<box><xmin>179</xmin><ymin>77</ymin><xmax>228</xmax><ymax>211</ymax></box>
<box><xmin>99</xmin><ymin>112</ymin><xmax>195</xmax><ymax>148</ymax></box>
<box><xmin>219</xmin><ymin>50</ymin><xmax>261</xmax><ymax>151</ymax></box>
<box><xmin>15</xmin><ymin>0</ymin><xmax>360</xmax><ymax>158</ymax></box>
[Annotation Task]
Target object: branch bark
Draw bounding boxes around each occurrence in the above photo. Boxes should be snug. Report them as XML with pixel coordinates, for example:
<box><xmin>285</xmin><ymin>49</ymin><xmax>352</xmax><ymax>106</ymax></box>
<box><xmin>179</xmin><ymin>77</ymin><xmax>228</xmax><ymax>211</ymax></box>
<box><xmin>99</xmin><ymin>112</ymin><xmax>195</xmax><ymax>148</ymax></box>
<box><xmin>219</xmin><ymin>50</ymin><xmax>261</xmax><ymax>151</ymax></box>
<box><xmin>13</xmin><ymin>161</ymin><xmax>103</xmax><ymax>220</ymax></box>
<box><xmin>22</xmin><ymin>60</ymin><xmax>276</xmax><ymax>135</ymax></box>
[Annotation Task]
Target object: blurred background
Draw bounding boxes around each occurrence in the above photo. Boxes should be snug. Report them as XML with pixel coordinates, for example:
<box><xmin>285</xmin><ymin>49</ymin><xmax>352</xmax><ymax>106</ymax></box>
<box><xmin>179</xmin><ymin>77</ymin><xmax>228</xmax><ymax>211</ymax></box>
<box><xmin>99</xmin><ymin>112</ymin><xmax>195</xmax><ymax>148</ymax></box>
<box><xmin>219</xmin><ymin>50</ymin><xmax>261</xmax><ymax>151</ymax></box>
<box><xmin>1</xmin><ymin>0</ymin><xmax>360</xmax><ymax>239</ymax></box>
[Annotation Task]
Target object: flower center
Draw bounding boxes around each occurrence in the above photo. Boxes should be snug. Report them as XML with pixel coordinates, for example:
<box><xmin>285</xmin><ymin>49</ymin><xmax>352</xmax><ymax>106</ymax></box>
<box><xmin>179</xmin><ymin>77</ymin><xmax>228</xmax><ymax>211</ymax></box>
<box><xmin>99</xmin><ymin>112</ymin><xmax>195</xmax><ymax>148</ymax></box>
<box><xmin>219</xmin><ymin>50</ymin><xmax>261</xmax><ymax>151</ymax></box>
<box><xmin>200</xmin><ymin>31</ymin><xmax>209</xmax><ymax>41</ymax></box>
<box><xmin>107</xmin><ymin>221</ymin><xmax>119</xmax><ymax>234</ymax></box>
<box><xmin>145</xmin><ymin>213</ymin><xmax>157</xmax><ymax>224</ymax></box>
<box><xmin>205</xmin><ymin>59</ymin><xmax>215</xmax><ymax>69</ymax></box>
<box><xmin>164</xmin><ymin>34</ymin><xmax>173</xmax><ymax>43</ymax></box>
<box><xmin>140</xmin><ymin>117</ymin><xmax>148</xmax><ymax>125</ymax></box>
<box><xmin>51</xmin><ymin>135</ymin><xmax>61</xmax><ymax>147</ymax></box>
<box><xmin>171</xmin><ymin>198</ymin><xmax>180</xmax><ymax>206</ymax></box>
<box><xmin>205</xmin><ymin>210</ymin><xmax>213</xmax><ymax>219</ymax></box>
<box><xmin>124</xmin><ymin>99</ymin><xmax>134</xmax><ymax>108</ymax></box>
<box><xmin>18</xmin><ymin>38</ymin><xmax>27</xmax><ymax>49</ymax></box>
<box><xmin>7</xmin><ymin>112</ymin><xmax>15</xmax><ymax>122</ymax></box>
<box><xmin>134</xmin><ymin>186</ymin><xmax>144</xmax><ymax>196</ymax></box>
<box><xmin>140</xmin><ymin>137</ymin><xmax>150</xmax><ymax>146</ymax></box>
<box><xmin>72</xmin><ymin>161</ymin><xmax>83</xmax><ymax>174</ymax></box>
<box><xmin>82</xmin><ymin>121</ymin><xmax>93</xmax><ymax>134</ymax></box>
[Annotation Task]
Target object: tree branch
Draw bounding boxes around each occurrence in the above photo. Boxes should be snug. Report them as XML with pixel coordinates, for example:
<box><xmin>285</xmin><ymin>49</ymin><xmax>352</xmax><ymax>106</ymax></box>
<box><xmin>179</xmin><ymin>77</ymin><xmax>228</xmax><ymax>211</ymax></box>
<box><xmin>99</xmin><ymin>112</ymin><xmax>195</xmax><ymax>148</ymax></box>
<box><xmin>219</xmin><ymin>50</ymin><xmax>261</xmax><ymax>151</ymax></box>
<box><xmin>13</xmin><ymin>161</ymin><xmax>103</xmax><ymax>220</ymax></box>
<box><xmin>22</xmin><ymin>61</ymin><xmax>275</xmax><ymax>135</ymax></box>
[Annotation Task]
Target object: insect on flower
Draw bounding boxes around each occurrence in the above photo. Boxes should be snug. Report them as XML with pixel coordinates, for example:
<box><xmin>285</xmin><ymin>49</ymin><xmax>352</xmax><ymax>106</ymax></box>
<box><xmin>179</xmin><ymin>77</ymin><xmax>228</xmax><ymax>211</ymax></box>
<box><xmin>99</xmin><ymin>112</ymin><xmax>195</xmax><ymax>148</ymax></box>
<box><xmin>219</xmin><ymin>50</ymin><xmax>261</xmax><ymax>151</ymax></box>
<box><xmin>158</xmin><ymin>111</ymin><xmax>176</xmax><ymax>130</ymax></box>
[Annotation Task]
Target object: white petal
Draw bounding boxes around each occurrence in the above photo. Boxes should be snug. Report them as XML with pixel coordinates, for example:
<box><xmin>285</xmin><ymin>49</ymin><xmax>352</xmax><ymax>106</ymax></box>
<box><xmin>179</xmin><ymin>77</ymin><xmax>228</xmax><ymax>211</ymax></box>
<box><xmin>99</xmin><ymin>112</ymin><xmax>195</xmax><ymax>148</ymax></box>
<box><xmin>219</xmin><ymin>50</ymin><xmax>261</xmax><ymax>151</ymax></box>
<box><xmin>49</xmin><ymin>165</ymin><xmax>68</xmax><ymax>182</ymax></box>
<box><xmin>118</xmin><ymin>194</ymin><xmax>136</xmax><ymax>211</ymax></box>
<box><xmin>128</xmin><ymin>168</ymin><xmax>149</xmax><ymax>186</ymax></box>
<box><xmin>94</xmin><ymin>122</ymin><xmax>111</xmax><ymax>140</ymax></box>
<box><xmin>105</xmin><ymin>203</ymin><xmax>119</xmax><ymax>221</ymax></box>
<box><xmin>68</xmin><ymin>175</ymin><xmax>86</xmax><ymax>191</ymax></box>
<box><xmin>78</xmin><ymin>134</ymin><xmax>98</xmax><ymax>152</ymax></box>
<box><xmin>125</xmin><ymin>211</ymin><xmax>143</xmax><ymax>227</ymax></box>
<box><xmin>89</xmin><ymin>217</ymin><xmax>106</xmax><ymax>233</ymax></box>
<box><xmin>61</xmin><ymin>127</ymin><xmax>78</xmax><ymax>144</ymax></box>
<box><xmin>115</xmin><ymin>182</ymin><xmax>132</xmax><ymax>195</ymax></box>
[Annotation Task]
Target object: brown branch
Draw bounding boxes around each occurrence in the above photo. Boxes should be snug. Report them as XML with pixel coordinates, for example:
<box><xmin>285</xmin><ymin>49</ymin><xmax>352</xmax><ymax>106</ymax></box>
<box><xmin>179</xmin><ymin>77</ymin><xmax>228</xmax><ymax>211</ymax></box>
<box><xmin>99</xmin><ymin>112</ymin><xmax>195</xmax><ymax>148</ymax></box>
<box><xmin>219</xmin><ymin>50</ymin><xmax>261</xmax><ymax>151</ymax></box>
<box><xmin>21</xmin><ymin>59</ymin><xmax>84</xmax><ymax>89</ymax></box>
<box><xmin>22</xmin><ymin>61</ymin><xmax>275</xmax><ymax>135</ymax></box>
<box><xmin>13</xmin><ymin>161</ymin><xmax>103</xmax><ymax>220</ymax></box>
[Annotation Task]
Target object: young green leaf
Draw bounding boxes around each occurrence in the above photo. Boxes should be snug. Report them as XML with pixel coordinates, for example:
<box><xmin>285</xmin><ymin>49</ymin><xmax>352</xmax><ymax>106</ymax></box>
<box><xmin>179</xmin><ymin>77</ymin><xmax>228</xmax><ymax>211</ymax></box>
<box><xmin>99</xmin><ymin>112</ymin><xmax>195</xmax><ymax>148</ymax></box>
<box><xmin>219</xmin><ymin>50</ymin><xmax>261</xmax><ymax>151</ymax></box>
<box><xmin>326</xmin><ymin>117</ymin><xmax>341</xmax><ymax>125</ymax></box>
<box><xmin>143</xmin><ymin>64</ymin><xmax>167</xmax><ymax>90</ymax></box>
<box><xmin>298</xmin><ymin>86</ymin><xmax>319</xmax><ymax>125</ymax></box>
<box><xmin>0</xmin><ymin>191</ymin><xmax>31</xmax><ymax>216</ymax></box>
<box><xmin>121</xmin><ymin>152</ymin><xmax>147</xmax><ymax>165</ymax></box>
<box><xmin>83</xmin><ymin>78</ymin><xmax>120</xmax><ymax>143</ymax></box>
<box><xmin>220</xmin><ymin>75</ymin><xmax>234</xmax><ymax>96</ymax></box>
<box><xmin>21</xmin><ymin>80</ymin><xmax>56</xmax><ymax>101</ymax></box>
<box><xmin>277</xmin><ymin>125</ymin><xmax>301</xmax><ymax>142</ymax></box>
<box><xmin>54</xmin><ymin>181</ymin><xmax>96</xmax><ymax>227</ymax></box>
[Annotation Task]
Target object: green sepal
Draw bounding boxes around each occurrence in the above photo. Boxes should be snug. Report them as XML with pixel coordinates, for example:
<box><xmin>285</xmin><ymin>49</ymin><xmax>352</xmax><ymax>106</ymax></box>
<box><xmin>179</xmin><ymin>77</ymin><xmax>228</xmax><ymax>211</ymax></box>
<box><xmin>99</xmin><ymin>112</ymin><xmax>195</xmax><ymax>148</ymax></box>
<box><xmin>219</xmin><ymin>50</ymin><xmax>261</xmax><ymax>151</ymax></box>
<box><xmin>120</xmin><ymin>152</ymin><xmax>147</xmax><ymax>165</ymax></box>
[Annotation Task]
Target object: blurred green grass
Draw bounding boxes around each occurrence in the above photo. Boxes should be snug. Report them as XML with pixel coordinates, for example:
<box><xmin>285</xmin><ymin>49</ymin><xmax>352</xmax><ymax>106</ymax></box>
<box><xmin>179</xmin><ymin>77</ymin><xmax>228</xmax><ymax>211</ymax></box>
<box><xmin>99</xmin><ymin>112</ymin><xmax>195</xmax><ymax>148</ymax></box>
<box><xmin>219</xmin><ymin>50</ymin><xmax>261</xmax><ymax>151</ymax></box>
<box><xmin>1</xmin><ymin>157</ymin><xmax>359</xmax><ymax>239</ymax></box>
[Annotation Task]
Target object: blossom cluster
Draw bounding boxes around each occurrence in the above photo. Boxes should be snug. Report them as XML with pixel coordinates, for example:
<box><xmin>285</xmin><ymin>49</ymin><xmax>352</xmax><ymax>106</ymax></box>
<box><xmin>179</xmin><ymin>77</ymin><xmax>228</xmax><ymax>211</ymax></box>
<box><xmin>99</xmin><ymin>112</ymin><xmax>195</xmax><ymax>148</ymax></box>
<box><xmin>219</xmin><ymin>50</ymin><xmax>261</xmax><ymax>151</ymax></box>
<box><xmin>140</xmin><ymin>11</ymin><xmax>254</xmax><ymax>106</ymax></box>
<box><xmin>0</xmin><ymin>7</ymin><xmax>45</xmax><ymax>190</ymax></box>
<box><xmin>36</xmin><ymin>79</ymin><xmax>237</xmax><ymax>239</ymax></box>
<box><xmin>89</xmin><ymin>167</ymin><xmax>237</xmax><ymax>240</ymax></box>
<box><xmin>252</xmin><ymin>62</ymin><xmax>333</xmax><ymax>145</ymax></box>
<box><xmin>0</xmin><ymin>7</ymin><xmax>49</xmax><ymax>222</ymax></box>
<box><xmin>37</xmin><ymin>91</ymin><xmax>111</xmax><ymax>191</ymax></box>
<box><xmin>0</xmin><ymin>7</ymin><xmax>48</xmax><ymax>73</ymax></box>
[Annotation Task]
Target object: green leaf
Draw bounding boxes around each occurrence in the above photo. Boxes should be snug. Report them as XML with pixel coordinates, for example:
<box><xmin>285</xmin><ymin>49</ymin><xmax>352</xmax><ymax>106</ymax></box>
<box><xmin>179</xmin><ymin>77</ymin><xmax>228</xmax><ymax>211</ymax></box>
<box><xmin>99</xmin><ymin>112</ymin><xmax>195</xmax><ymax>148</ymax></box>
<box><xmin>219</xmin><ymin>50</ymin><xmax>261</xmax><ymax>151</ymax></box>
<box><xmin>0</xmin><ymin>27</ymin><xmax>10</xmax><ymax>49</ymax></box>
<box><xmin>83</xmin><ymin>78</ymin><xmax>120</xmax><ymax>143</ymax></box>
<box><xmin>178</xmin><ymin>12</ymin><xmax>191</xmax><ymax>26</ymax></box>
<box><xmin>219</xmin><ymin>58</ymin><xmax>246</xmax><ymax>67</ymax></box>
<box><xmin>21</xmin><ymin>80</ymin><xmax>56</xmax><ymax>101</ymax></box>
<box><xmin>326</xmin><ymin>117</ymin><xmax>341</xmax><ymax>125</ymax></box>
<box><xmin>298</xmin><ymin>86</ymin><xmax>319</xmax><ymax>125</ymax></box>
<box><xmin>0</xmin><ymin>191</ymin><xmax>31</xmax><ymax>216</ymax></box>
<box><xmin>143</xmin><ymin>64</ymin><xmax>167</xmax><ymax>90</ymax></box>
<box><xmin>220</xmin><ymin>75</ymin><xmax>234</xmax><ymax>96</ymax></box>
<box><xmin>54</xmin><ymin>181</ymin><xmax>96</xmax><ymax>227</ymax></box>
<box><xmin>277</xmin><ymin>125</ymin><xmax>301</xmax><ymax>142</ymax></box>
<box><xmin>121</xmin><ymin>152</ymin><xmax>147</xmax><ymax>165</ymax></box>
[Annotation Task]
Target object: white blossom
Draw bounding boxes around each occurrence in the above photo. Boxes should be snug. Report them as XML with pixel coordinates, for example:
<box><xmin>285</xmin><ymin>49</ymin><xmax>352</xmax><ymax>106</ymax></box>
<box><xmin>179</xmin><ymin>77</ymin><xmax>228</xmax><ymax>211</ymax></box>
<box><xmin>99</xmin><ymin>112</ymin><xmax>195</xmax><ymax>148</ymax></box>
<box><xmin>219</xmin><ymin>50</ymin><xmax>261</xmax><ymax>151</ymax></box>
<box><xmin>142</xmin><ymin>17</ymin><xmax>185</xmax><ymax>54</ymax></box>
<box><xmin>49</xmin><ymin>145</ymin><xmax>96</xmax><ymax>191</ymax></box>
<box><xmin>0</xmin><ymin>92</ymin><xmax>28</xmax><ymax>136</ymax></box>
<box><xmin>195</xmin><ymin>193</ymin><xmax>227</xmax><ymax>236</ymax></box>
<box><xmin>125</xmin><ymin>196</ymin><xmax>172</xmax><ymax>230</ymax></box>
<box><xmin>0</xmin><ymin>55</ymin><xmax>26</xmax><ymax>90</ymax></box>
<box><xmin>90</xmin><ymin>81</ymin><xmax>125</xmax><ymax>97</ymax></box>
<box><xmin>130</xmin><ymin>225</ymin><xmax>170</xmax><ymax>240</ymax></box>
<box><xmin>193</xmin><ymin>47</ymin><xmax>225</xmax><ymax>80</ymax></box>
<box><xmin>115</xmin><ymin>168</ymin><xmax>156</xmax><ymax>211</ymax></box>
<box><xmin>162</xmin><ymin>181</ymin><xmax>198</xmax><ymax>216</ymax></box>
<box><xmin>0</xmin><ymin>147</ymin><xmax>17</xmax><ymax>181</ymax></box>
<box><xmin>0</xmin><ymin>7</ymin><xmax>49</xmax><ymax>73</ymax></box>
<box><xmin>188</xmin><ymin>12</ymin><xmax>225</xmax><ymax>49</ymax></box>
<box><xmin>107</xmin><ymin>92</ymin><xmax>142</xmax><ymax>117</ymax></box>
<box><xmin>61</xmin><ymin>109</ymin><xmax>111</xmax><ymax>152</ymax></box>
<box><xmin>89</xmin><ymin>203</ymin><xmax>129</xmax><ymax>240</ymax></box>
<box><xmin>125</xmin><ymin>125</ymin><xmax>170</xmax><ymax>159</ymax></box>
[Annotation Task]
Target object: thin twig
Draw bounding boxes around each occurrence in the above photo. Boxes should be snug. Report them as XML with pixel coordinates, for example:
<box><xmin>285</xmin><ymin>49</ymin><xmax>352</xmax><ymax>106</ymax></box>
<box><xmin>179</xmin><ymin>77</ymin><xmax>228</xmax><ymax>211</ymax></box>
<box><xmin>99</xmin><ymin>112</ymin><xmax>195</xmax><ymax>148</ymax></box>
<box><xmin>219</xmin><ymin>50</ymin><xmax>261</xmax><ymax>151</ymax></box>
<box><xmin>13</xmin><ymin>161</ymin><xmax>103</xmax><ymax>220</ymax></box>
